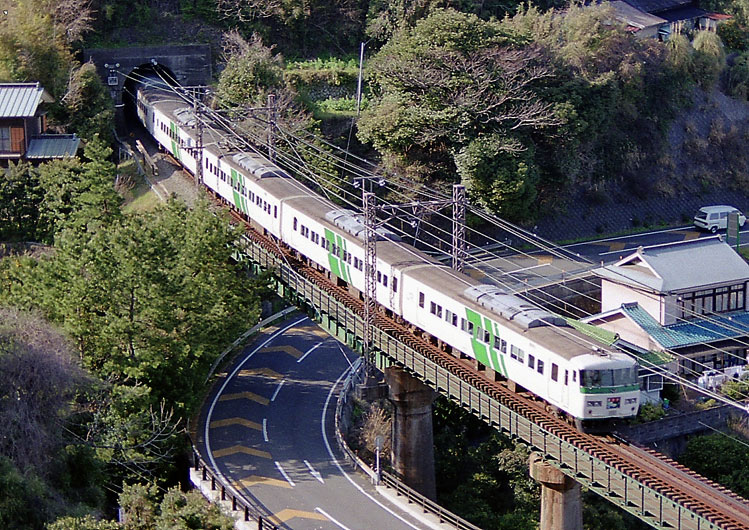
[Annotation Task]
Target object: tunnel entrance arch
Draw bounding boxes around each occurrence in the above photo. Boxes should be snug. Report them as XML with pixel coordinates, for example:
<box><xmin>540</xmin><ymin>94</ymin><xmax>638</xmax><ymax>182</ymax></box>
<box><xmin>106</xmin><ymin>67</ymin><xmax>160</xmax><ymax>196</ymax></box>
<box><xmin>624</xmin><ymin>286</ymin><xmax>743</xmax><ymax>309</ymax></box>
<box><xmin>84</xmin><ymin>45</ymin><xmax>211</xmax><ymax>106</ymax></box>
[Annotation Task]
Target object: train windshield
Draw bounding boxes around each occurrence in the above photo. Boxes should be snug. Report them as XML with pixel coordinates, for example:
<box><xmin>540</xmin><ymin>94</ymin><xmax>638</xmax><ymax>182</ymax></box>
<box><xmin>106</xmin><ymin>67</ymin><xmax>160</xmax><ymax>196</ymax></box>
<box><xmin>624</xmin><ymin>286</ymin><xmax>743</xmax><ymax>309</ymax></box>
<box><xmin>580</xmin><ymin>367</ymin><xmax>637</xmax><ymax>388</ymax></box>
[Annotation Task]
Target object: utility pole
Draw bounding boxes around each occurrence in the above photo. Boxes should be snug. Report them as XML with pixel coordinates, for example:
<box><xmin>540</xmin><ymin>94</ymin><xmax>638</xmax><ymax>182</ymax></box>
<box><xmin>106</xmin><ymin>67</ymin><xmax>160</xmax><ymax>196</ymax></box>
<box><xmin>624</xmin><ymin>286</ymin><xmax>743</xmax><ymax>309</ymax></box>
<box><xmin>452</xmin><ymin>184</ymin><xmax>466</xmax><ymax>273</ymax></box>
<box><xmin>363</xmin><ymin>190</ymin><xmax>377</xmax><ymax>368</ymax></box>
<box><xmin>194</xmin><ymin>90</ymin><xmax>203</xmax><ymax>191</ymax></box>
<box><xmin>267</xmin><ymin>93</ymin><xmax>277</xmax><ymax>163</ymax></box>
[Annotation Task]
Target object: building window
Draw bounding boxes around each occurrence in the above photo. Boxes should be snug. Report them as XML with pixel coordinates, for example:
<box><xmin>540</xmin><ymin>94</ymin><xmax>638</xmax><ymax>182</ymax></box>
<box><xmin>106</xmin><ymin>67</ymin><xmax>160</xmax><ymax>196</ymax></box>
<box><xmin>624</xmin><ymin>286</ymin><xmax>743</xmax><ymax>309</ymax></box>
<box><xmin>0</xmin><ymin>127</ymin><xmax>10</xmax><ymax>151</ymax></box>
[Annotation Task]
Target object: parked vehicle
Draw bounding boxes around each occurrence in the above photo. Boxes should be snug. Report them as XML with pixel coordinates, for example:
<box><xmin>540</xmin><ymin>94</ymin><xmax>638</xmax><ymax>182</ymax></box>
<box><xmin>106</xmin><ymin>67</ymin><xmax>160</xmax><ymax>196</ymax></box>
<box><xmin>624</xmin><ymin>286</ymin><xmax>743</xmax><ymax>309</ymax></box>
<box><xmin>693</xmin><ymin>205</ymin><xmax>746</xmax><ymax>233</ymax></box>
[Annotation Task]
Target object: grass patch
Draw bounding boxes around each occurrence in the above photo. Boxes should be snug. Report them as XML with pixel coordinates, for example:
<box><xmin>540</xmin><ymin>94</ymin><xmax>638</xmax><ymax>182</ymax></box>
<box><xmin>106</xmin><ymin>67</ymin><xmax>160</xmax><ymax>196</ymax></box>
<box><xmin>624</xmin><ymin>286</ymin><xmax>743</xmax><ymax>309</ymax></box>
<box><xmin>286</xmin><ymin>55</ymin><xmax>359</xmax><ymax>72</ymax></box>
<box><xmin>308</xmin><ymin>96</ymin><xmax>367</xmax><ymax>119</ymax></box>
<box><xmin>119</xmin><ymin>159</ymin><xmax>162</xmax><ymax>212</ymax></box>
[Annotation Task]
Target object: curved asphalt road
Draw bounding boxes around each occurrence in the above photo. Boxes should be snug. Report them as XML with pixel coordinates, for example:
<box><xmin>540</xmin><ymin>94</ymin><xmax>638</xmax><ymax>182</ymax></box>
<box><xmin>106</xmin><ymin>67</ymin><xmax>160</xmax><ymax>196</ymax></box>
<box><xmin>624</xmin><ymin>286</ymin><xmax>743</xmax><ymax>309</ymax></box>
<box><xmin>195</xmin><ymin>314</ymin><xmax>435</xmax><ymax>530</ymax></box>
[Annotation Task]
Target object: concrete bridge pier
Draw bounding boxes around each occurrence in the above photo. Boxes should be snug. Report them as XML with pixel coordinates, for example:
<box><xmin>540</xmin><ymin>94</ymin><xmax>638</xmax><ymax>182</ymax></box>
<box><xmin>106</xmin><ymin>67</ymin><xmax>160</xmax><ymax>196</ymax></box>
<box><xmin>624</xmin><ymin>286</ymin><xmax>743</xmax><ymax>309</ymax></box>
<box><xmin>385</xmin><ymin>367</ymin><xmax>437</xmax><ymax>500</ymax></box>
<box><xmin>529</xmin><ymin>453</ymin><xmax>583</xmax><ymax>530</ymax></box>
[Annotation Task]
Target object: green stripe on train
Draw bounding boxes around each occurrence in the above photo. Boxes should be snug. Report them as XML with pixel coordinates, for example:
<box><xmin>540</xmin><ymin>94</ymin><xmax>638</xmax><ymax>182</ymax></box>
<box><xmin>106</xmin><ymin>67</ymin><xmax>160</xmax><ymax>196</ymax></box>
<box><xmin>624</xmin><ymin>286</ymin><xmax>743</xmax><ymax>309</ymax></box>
<box><xmin>170</xmin><ymin>122</ymin><xmax>181</xmax><ymax>160</ymax></box>
<box><xmin>324</xmin><ymin>229</ymin><xmax>342</xmax><ymax>278</ymax></box>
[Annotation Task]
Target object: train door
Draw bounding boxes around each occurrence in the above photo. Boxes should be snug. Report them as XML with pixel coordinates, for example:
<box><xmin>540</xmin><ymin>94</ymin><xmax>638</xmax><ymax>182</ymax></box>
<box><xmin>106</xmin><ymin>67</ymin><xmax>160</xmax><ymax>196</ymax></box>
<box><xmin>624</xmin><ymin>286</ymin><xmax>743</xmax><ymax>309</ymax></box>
<box><xmin>548</xmin><ymin>362</ymin><xmax>562</xmax><ymax>405</ymax></box>
<box><xmin>561</xmin><ymin>368</ymin><xmax>570</xmax><ymax>409</ymax></box>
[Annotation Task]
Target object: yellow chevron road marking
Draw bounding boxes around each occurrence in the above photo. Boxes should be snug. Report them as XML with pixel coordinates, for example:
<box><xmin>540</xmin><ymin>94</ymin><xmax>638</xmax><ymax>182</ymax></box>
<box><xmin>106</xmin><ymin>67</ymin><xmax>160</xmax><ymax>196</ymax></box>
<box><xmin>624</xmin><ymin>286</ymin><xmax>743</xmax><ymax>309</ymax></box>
<box><xmin>536</xmin><ymin>254</ymin><xmax>553</xmax><ymax>265</ymax></box>
<box><xmin>213</xmin><ymin>445</ymin><xmax>271</xmax><ymax>459</ymax></box>
<box><xmin>304</xmin><ymin>327</ymin><xmax>329</xmax><ymax>338</ymax></box>
<box><xmin>260</xmin><ymin>345</ymin><xmax>304</xmax><ymax>359</ymax></box>
<box><xmin>238</xmin><ymin>368</ymin><xmax>283</xmax><ymax>379</ymax></box>
<box><xmin>219</xmin><ymin>391</ymin><xmax>269</xmax><ymax>405</ymax></box>
<box><xmin>210</xmin><ymin>417</ymin><xmax>262</xmax><ymax>431</ymax></box>
<box><xmin>674</xmin><ymin>230</ymin><xmax>701</xmax><ymax>240</ymax></box>
<box><xmin>271</xmin><ymin>509</ymin><xmax>328</xmax><ymax>523</ymax></box>
<box><xmin>233</xmin><ymin>476</ymin><xmax>292</xmax><ymax>490</ymax></box>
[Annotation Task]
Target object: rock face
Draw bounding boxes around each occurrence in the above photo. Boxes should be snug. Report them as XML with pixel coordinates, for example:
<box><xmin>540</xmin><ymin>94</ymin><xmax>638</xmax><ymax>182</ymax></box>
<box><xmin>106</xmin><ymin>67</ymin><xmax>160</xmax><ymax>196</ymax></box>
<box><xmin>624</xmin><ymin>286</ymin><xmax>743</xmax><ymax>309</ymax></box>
<box><xmin>533</xmin><ymin>86</ymin><xmax>749</xmax><ymax>242</ymax></box>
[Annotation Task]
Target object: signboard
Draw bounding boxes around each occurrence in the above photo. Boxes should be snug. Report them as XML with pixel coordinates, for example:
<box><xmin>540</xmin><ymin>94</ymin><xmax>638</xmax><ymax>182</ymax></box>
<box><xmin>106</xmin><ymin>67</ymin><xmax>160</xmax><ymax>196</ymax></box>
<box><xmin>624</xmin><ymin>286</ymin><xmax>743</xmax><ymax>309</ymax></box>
<box><xmin>727</xmin><ymin>212</ymin><xmax>740</xmax><ymax>249</ymax></box>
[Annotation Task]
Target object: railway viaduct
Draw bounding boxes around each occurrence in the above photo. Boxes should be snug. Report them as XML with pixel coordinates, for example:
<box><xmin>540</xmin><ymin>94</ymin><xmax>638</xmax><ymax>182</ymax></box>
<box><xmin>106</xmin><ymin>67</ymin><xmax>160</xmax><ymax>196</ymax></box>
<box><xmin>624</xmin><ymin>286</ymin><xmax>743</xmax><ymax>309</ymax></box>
<box><xmin>83</xmin><ymin>45</ymin><xmax>212</xmax><ymax>105</ymax></box>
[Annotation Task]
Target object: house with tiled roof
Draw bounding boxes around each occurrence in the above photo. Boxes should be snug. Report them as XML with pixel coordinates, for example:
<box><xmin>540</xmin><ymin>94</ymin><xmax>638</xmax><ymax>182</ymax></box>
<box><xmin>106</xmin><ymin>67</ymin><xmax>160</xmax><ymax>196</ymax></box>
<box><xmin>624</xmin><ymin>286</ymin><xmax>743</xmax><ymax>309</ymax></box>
<box><xmin>0</xmin><ymin>82</ymin><xmax>80</xmax><ymax>164</ymax></box>
<box><xmin>582</xmin><ymin>237</ymin><xmax>749</xmax><ymax>379</ymax></box>
<box><xmin>609</xmin><ymin>0</ymin><xmax>730</xmax><ymax>39</ymax></box>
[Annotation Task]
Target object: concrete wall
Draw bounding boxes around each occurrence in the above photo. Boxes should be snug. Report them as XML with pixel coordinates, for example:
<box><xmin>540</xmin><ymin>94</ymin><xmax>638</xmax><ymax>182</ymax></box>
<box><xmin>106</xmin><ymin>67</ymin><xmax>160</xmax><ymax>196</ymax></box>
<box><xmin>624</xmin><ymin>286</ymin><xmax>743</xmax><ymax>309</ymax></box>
<box><xmin>616</xmin><ymin>404</ymin><xmax>736</xmax><ymax>455</ymax></box>
<box><xmin>84</xmin><ymin>45</ymin><xmax>212</xmax><ymax>104</ymax></box>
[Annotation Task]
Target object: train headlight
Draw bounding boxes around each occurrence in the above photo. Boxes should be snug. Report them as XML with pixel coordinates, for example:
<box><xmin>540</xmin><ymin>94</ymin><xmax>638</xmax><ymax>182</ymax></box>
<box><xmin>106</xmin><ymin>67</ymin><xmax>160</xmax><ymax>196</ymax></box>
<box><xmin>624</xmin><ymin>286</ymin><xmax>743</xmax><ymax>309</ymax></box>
<box><xmin>625</xmin><ymin>398</ymin><xmax>638</xmax><ymax>404</ymax></box>
<box><xmin>586</xmin><ymin>400</ymin><xmax>602</xmax><ymax>407</ymax></box>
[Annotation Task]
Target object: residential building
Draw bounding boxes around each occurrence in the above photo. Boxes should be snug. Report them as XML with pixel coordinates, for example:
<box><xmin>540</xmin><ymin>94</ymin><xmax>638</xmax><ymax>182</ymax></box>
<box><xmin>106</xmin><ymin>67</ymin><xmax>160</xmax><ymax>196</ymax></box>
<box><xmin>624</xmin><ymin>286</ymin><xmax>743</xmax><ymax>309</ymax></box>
<box><xmin>582</xmin><ymin>237</ymin><xmax>749</xmax><ymax>379</ymax></box>
<box><xmin>0</xmin><ymin>82</ymin><xmax>80</xmax><ymax>164</ymax></box>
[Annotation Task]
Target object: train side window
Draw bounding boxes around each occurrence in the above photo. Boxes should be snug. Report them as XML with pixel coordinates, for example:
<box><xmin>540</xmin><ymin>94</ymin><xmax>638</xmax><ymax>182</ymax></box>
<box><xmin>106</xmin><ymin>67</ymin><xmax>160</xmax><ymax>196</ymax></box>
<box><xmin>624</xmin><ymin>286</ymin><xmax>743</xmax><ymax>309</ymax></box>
<box><xmin>383</xmin><ymin>275</ymin><xmax>388</xmax><ymax>287</ymax></box>
<box><xmin>451</xmin><ymin>312</ymin><xmax>457</xmax><ymax>326</ymax></box>
<box><xmin>500</xmin><ymin>339</ymin><xmax>507</xmax><ymax>353</ymax></box>
<box><xmin>430</xmin><ymin>302</ymin><xmax>436</xmax><ymax>315</ymax></box>
<box><xmin>528</xmin><ymin>354</ymin><xmax>535</xmax><ymax>369</ymax></box>
<box><xmin>537</xmin><ymin>360</ymin><xmax>544</xmax><ymax>374</ymax></box>
<box><xmin>493</xmin><ymin>336</ymin><xmax>500</xmax><ymax>349</ymax></box>
<box><xmin>377</xmin><ymin>271</ymin><xmax>382</xmax><ymax>283</ymax></box>
<box><xmin>293</xmin><ymin>218</ymin><xmax>298</xmax><ymax>231</ymax></box>
<box><xmin>461</xmin><ymin>318</ymin><xmax>468</xmax><ymax>332</ymax></box>
<box><xmin>274</xmin><ymin>206</ymin><xmax>278</xmax><ymax>218</ymax></box>
<box><xmin>572</xmin><ymin>371</ymin><xmax>577</xmax><ymax>383</ymax></box>
<box><xmin>393</xmin><ymin>277</ymin><xmax>398</xmax><ymax>292</ymax></box>
<box><xmin>419</xmin><ymin>293</ymin><xmax>425</xmax><ymax>308</ymax></box>
<box><xmin>481</xmin><ymin>329</ymin><xmax>489</xmax><ymax>343</ymax></box>
<box><xmin>564</xmin><ymin>370</ymin><xmax>569</xmax><ymax>385</ymax></box>
<box><xmin>510</xmin><ymin>345</ymin><xmax>517</xmax><ymax>360</ymax></box>
<box><xmin>551</xmin><ymin>363</ymin><xmax>559</xmax><ymax>382</ymax></box>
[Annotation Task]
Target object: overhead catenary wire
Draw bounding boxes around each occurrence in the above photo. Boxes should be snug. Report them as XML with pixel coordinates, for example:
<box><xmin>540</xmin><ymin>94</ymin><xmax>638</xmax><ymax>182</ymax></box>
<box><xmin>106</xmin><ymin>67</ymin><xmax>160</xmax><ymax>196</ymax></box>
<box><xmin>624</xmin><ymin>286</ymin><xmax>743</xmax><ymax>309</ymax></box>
<box><xmin>127</xmin><ymin>72</ymin><xmax>749</xmax><ymax>407</ymax></box>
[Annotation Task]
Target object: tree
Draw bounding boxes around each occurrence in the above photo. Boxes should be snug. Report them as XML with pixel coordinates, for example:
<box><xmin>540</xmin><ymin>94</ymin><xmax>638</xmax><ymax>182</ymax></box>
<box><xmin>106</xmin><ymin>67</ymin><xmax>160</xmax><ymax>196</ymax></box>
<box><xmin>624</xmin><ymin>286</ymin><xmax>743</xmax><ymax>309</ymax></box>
<box><xmin>119</xmin><ymin>483</ymin><xmax>234</xmax><ymax>530</ymax></box>
<box><xmin>0</xmin><ymin>161</ymin><xmax>43</xmax><ymax>242</ymax></box>
<box><xmin>679</xmin><ymin>433</ymin><xmax>749</xmax><ymax>497</ymax></box>
<box><xmin>0</xmin><ymin>307</ymin><xmax>85</xmax><ymax>474</ymax></box>
<box><xmin>47</xmin><ymin>516</ymin><xmax>120</xmax><ymax>530</ymax></box>
<box><xmin>357</xmin><ymin>9</ymin><xmax>558</xmax><ymax>219</ymax></box>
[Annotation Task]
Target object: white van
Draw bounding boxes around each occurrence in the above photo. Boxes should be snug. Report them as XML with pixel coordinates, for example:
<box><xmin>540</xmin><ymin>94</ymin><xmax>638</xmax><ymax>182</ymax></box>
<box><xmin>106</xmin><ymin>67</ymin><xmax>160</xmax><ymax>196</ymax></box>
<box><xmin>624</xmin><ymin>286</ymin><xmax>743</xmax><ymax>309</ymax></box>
<box><xmin>693</xmin><ymin>205</ymin><xmax>746</xmax><ymax>233</ymax></box>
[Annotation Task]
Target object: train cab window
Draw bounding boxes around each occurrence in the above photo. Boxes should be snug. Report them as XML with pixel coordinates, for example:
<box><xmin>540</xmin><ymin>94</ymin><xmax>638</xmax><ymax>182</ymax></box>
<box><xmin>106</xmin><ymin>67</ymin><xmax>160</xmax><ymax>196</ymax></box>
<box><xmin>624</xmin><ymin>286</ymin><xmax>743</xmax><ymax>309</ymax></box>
<box><xmin>293</xmin><ymin>218</ymin><xmax>298</xmax><ymax>231</ymax></box>
<box><xmin>564</xmin><ymin>370</ymin><xmax>569</xmax><ymax>385</ymax></box>
<box><xmin>551</xmin><ymin>363</ymin><xmax>559</xmax><ymax>382</ymax></box>
<box><xmin>528</xmin><ymin>354</ymin><xmax>535</xmax><ymax>370</ymax></box>
<box><xmin>537</xmin><ymin>360</ymin><xmax>544</xmax><ymax>374</ymax></box>
<box><xmin>393</xmin><ymin>277</ymin><xmax>398</xmax><ymax>292</ymax></box>
<box><xmin>419</xmin><ymin>292</ymin><xmax>425</xmax><ymax>308</ymax></box>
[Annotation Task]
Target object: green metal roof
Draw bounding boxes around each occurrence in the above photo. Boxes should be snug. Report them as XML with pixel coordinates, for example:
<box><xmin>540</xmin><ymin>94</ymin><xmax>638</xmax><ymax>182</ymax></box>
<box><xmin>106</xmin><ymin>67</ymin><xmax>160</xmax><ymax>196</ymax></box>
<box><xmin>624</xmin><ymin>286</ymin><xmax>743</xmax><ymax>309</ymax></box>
<box><xmin>566</xmin><ymin>318</ymin><xmax>619</xmax><ymax>346</ymax></box>
<box><xmin>25</xmin><ymin>134</ymin><xmax>80</xmax><ymax>159</ymax></box>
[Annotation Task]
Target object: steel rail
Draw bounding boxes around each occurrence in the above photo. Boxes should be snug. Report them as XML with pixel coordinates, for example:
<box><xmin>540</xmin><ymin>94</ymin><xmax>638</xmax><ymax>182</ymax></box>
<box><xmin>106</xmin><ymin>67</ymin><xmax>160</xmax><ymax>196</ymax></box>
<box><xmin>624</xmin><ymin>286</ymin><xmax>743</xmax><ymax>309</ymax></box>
<box><xmin>228</xmin><ymin>210</ymin><xmax>749</xmax><ymax>530</ymax></box>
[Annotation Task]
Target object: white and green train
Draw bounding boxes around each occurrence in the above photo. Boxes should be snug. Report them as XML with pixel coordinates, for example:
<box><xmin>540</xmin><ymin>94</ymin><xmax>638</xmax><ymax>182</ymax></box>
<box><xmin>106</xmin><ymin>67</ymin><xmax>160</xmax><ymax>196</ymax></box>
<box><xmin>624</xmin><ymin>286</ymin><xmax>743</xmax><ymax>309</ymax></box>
<box><xmin>137</xmin><ymin>80</ymin><xmax>640</xmax><ymax>430</ymax></box>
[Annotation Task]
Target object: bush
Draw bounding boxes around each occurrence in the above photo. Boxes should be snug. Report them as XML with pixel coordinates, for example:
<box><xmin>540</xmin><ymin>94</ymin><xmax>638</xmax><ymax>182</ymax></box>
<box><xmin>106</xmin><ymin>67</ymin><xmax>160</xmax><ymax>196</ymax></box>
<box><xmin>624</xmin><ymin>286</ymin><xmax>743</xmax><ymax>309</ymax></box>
<box><xmin>636</xmin><ymin>402</ymin><xmax>666</xmax><ymax>423</ymax></box>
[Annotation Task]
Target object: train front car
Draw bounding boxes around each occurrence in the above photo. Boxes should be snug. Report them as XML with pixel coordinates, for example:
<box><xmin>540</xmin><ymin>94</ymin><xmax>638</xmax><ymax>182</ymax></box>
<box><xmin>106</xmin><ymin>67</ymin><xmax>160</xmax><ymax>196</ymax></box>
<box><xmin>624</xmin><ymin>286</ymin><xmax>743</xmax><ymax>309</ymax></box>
<box><xmin>568</xmin><ymin>352</ymin><xmax>640</xmax><ymax>431</ymax></box>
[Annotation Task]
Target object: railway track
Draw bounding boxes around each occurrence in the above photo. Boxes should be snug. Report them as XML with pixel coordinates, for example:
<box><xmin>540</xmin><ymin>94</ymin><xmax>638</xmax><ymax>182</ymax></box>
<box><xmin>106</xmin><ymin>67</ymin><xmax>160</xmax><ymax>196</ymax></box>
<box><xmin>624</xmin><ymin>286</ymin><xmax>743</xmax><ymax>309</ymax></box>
<box><xmin>225</xmin><ymin>204</ymin><xmax>749</xmax><ymax>529</ymax></box>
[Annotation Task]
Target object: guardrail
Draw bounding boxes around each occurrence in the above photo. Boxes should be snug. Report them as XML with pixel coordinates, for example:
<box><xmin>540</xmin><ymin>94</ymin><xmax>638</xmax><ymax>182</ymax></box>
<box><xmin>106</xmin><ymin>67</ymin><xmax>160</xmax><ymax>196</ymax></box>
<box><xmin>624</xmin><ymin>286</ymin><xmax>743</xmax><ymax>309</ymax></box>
<box><xmin>191</xmin><ymin>452</ymin><xmax>279</xmax><ymax>530</ymax></box>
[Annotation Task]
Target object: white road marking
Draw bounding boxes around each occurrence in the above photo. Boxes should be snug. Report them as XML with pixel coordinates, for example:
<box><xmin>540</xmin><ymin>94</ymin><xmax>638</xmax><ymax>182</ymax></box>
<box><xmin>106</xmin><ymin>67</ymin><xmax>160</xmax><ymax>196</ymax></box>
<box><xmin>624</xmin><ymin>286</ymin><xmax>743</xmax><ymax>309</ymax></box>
<box><xmin>297</xmin><ymin>342</ymin><xmax>323</xmax><ymax>363</ymax></box>
<box><xmin>262</xmin><ymin>418</ymin><xmax>268</xmax><ymax>442</ymax></box>
<box><xmin>304</xmin><ymin>460</ymin><xmax>325</xmax><ymax>484</ymax></box>
<box><xmin>275</xmin><ymin>461</ymin><xmax>296</xmax><ymax>487</ymax></box>
<box><xmin>321</xmin><ymin>366</ymin><xmax>422</xmax><ymax>529</ymax></box>
<box><xmin>204</xmin><ymin>317</ymin><xmax>307</xmax><ymax>502</ymax></box>
<box><xmin>315</xmin><ymin>507</ymin><xmax>351</xmax><ymax>530</ymax></box>
<box><xmin>271</xmin><ymin>380</ymin><xmax>285</xmax><ymax>402</ymax></box>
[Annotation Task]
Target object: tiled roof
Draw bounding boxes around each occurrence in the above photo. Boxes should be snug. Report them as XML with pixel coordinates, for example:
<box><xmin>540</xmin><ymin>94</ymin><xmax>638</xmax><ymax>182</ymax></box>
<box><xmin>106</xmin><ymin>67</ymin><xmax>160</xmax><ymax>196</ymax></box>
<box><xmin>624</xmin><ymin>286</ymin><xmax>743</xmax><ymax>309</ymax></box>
<box><xmin>596</xmin><ymin>237</ymin><xmax>749</xmax><ymax>293</ymax></box>
<box><xmin>621</xmin><ymin>302</ymin><xmax>749</xmax><ymax>349</ymax></box>
<box><xmin>25</xmin><ymin>135</ymin><xmax>80</xmax><ymax>159</ymax></box>
<box><xmin>610</xmin><ymin>0</ymin><xmax>667</xmax><ymax>28</ymax></box>
<box><xmin>0</xmin><ymin>83</ymin><xmax>53</xmax><ymax>118</ymax></box>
